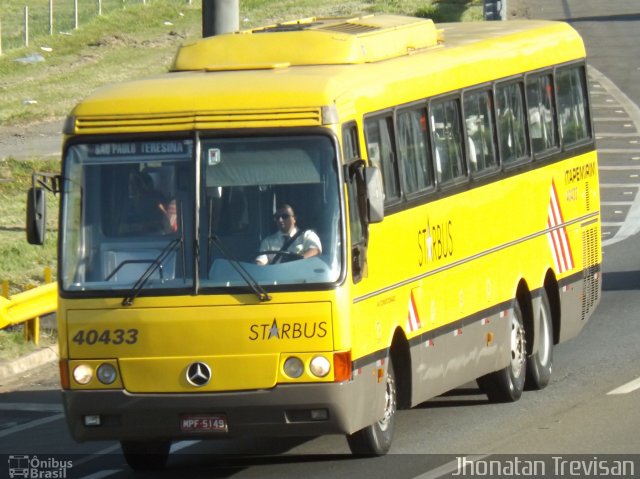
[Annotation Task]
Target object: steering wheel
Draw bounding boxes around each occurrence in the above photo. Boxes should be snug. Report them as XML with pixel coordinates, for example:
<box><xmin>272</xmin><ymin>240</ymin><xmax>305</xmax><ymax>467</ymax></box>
<box><xmin>257</xmin><ymin>250</ymin><xmax>304</xmax><ymax>264</ymax></box>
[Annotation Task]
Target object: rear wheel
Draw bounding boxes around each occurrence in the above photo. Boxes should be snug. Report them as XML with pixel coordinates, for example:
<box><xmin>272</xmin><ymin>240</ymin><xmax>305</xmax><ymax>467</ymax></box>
<box><xmin>477</xmin><ymin>300</ymin><xmax>527</xmax><ymax>402</ymax></box>
<box><xmin>526</xmin><ymin>290</ymin><xmax>554</xmax><ymax>390</ymax></box>
<box><xmin>121</xmin><ymin>440</ymin><xmax>170</xmax><ymax>471</ymax></box>
<box><xmin>346</xmin><ymin>359</ymin><xmax>397</xmax><ymax>455</ymax></box>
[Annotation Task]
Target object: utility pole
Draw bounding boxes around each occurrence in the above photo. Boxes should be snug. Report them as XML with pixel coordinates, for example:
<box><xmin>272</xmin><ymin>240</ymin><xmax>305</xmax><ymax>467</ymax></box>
<box><xmin>484</xmin><ymin>0</ymin><xmax>508</xmax><ymax>20</ymax></box>
<box><xmin>202</xmin><ymin>0</ymin><xmax>239</xmax><ymax>38</ymax></box>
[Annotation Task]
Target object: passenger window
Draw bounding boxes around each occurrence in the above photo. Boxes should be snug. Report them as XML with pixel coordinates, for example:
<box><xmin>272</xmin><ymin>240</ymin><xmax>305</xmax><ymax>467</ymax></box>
<box><xmin>365</xmin><ymin>115</ymin><xmax>400</xmax><ymax>202</ymax></box>
<box><xmin>556</xmin><ymin>66</ymin><xmax>591</xmax><ymax>147</ymax></box>
<box><xmin>496</xmin><ymin>82</ymin><xmax>529</xmax><ymax>165</ymax></box>
<box><xmin>430</xmin><ymin>99</ymin><xmax>465</xmax><ymax>184</ymax></box>
<box><xmin>397</xmin><ymin>107</ymin><xmax>433</xmax><ymax>194</ymax></box>
<box><xmin>463</xmin><ymin>90</ymin><xmax>497</xmax><ymax>174</ymax></box>
<box><xmin>527</xmin><ymin>74</ymin><xmax>558</xmax><ymax>155</ymax></box>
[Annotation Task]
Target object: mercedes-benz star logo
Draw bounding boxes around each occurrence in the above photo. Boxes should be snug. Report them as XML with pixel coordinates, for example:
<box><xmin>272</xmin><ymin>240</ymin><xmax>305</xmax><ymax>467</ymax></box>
<box><xmin>186</xmin><ymin>362</ymin><xmax>212</xmax><ymax>387</ymax></box>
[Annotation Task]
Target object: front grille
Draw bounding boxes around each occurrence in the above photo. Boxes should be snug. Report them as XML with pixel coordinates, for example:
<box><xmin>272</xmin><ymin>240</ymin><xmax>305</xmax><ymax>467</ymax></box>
<box><xmin>73</xmin><ymin>108</ymin><xmax>323</xmax><ymax>133</ymax></box>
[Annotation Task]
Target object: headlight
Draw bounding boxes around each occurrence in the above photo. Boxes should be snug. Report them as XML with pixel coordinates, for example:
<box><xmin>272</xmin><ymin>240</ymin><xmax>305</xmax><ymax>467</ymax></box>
<box><xmin>309</xmin><ymin>356</ymin><xmax>331</xmax><ymax>378</ymax></box>
<box><xmin>283</xmin><ymin>357</ymin><xmax>304</xmax><ymax>378</ymax></box>
<box><xmin>73</xmin><ymin>365</ymin><xmax>93</xmax><ymax>385</ymax></box>
<box><xmin>96</xmin><ymin>363</ymin><xmax>118</xmax><ymax>385</ymax></box>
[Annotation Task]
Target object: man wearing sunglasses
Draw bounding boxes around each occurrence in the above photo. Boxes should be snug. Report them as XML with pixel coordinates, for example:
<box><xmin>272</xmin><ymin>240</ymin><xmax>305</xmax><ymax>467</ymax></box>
<box><xmin>255</xmin><ymin>204</ymin><xmax>322</xmax><ymax>265</ymax></box>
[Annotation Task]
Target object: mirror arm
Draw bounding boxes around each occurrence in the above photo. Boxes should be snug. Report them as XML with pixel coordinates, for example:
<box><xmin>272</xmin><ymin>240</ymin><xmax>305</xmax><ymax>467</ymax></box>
<box><xmin>32</xmin><ymin>171</ymin><xmax>61</xmax><ymax>195</ymax></box>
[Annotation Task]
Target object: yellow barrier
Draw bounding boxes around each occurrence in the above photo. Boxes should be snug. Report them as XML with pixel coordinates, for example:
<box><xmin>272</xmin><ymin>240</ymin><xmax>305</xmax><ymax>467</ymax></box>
<box><xmin>0</xmin><ymin>281</ymin><xmax>57</xmax><ymax>345</ymax></box>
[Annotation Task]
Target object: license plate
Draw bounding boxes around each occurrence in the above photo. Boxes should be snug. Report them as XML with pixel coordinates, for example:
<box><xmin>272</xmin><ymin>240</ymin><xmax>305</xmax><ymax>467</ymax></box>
<box><xmin>180</xmin><ymin>415</ymin><xmax>228</xmax><ymax>433</ymax></box>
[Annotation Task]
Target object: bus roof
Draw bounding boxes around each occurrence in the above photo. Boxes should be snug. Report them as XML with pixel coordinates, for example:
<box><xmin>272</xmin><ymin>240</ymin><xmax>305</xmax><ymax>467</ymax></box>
<box><xmin>69</xmin><ymin>16</ymin><xmax>586</xmax><ymax>135</ymax></box>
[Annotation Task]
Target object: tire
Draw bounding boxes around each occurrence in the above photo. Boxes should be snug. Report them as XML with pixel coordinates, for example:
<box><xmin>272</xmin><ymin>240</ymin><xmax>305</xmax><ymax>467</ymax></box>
<box><xmin>346</xmin><ymin>358</ymin><xmax>397</xmax><ymax>456</ymax></box>
<box><xmin>121</xmin><ymin>440</ymin><xmax>170</xmax><ymax>471</ymax></box>
<box><xmin>477</xmin><ymin>300</ymin><xmax>527</xmax><ymax>403</ymax></box>
<box><xmin>526</xmin><ymin>289</ymin><xmax>554</xmax><ymax>390</ymax></box>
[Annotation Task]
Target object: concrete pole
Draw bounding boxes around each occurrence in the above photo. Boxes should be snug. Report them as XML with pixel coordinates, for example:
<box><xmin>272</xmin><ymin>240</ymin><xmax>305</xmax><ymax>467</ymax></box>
<box><xmin>484</xmin><ymin>0</ymin><xmax>508</xmax><ymax>20</ymax></box>
<box><xmin>202</xmin><ymin>0</ymin><xmax>239</xmax><ymax>38</ymax></box>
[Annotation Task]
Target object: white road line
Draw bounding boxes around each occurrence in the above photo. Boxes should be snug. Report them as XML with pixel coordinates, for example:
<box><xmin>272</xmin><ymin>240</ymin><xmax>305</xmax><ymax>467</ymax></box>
<box><xmin>0</xmin><ymin>403</ymin><xmax>63</xmax><ymax>413</ymax></box>
<box><xmin>412</xmin><ymin>455</ymin><xmax>489</xmax><ymax>479</ymax></box>
<box><xmin>0</xmin><ymin>413</ymin><xmax>64</xmax><ymax>438</ymax></box>
<box><xmin>72</xmin><ymin>444</ymin><xmax>122</xmax><ymax>467</ymax></box>
<box><xmin>593</xmin><ymin>117</ymin><xmax>633</xmax><ymax>122</ymax></box>
<box><xmin>599</xmin><ymin>165</ymin><xmax>640</xmax><ymax>170</ymax></box>
<box><xmin>79</xmin><ymin>471</ymin><xmax>121</xmax><ymax>479</ymax></box>
<box><xmin>598</xmin><ymin>148</ymin><xmax>640</xmax><ymax>154</ymax></box>
<box><xmin>608</xmin><ymin>376</ymin><xmax>640</xmax><ymax>395</ymax></box>
<box><xmin>600</xmin><ymin>183</ymin><xmax>640</xmax><ymax>188</ymax></box>
<box><xmin>596</xmin><ymin>132</ymin><xmax>639</xmax><ymax>138</ymax></box>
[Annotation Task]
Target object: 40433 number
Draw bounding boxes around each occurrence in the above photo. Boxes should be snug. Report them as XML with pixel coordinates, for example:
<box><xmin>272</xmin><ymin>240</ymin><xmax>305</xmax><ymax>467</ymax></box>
<box><xmin>72</xmin><ymin>328</ymin><xmax>139</xmax><ymax>346</ymax></box>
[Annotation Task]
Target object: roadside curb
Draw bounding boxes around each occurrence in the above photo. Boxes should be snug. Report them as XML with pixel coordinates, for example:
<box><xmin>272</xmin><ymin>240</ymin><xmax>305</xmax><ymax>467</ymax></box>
<box><xmin>0</xmin><ymin>345</ymin><xmax>58</xmax><ymax>381</ymax></box>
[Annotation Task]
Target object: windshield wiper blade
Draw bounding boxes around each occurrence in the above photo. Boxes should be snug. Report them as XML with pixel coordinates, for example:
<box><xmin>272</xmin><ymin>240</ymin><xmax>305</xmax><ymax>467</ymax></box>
<box><xmin>122</xmin><ymin>237</ymin><xmax>182</xmax><ymax>307</ymax></box>
<box><xmin>209</xmin><ymin>234</ymin><xmax>271</xmax><ymax>302</ymax></box>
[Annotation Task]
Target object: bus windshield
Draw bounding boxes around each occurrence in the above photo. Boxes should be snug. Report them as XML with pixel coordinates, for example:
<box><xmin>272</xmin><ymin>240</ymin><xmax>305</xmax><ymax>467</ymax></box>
<box><xmin>59</xmin><ymin>135</ymin><xmax>342</xmax><ymax>294</ymax></box>
<box><xmin>200</xmin><ymin>135</ymin><xmax>342</xmax><ymax>289</ymax></box>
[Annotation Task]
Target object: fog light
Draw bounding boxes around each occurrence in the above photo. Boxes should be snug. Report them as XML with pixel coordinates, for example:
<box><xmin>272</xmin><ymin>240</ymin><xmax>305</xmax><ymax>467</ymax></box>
<box><xmin>73</xmin><ymin>365</ymin><xmax>93</xmax><ymax>385</ymax></box>
<box><xmin>97</xmin><ymin>363</ymin><xmax>117</xmax><ymax>385</ymax></box>
<box><xmin>84</xmin><ymin>415</ymin><xmax>101</xmax><ymax>427</ymax></box>
<box><xmin>310</xmin><ymin>409</ymin><xmax>329</xmax><ymax>421</ymax></box>
<box><xmin>309</xmin><ymin>356</ymin><xmax>331</xmax><ymax>378</ymax></box>
<box><xmin>283</xmin><ymin>357</ymin><xmax>304</xmax><ymax>378</ymax></box>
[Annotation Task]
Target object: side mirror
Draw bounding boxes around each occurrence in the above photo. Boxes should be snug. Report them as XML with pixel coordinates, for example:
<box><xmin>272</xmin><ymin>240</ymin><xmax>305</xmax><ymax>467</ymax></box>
<box><xmin>365</xmin><ymin>166</ymin><xmax>384</xmax><ymax>223</ymax></box>
<box><xmin>26</xmin><ymin>187</ymin><xmax>47</xmax><ymax>245</ymax></box>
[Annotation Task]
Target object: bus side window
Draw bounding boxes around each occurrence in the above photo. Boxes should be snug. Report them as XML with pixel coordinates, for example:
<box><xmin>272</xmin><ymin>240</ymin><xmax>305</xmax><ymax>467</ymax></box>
<box><xmin>364</xmin><ymin>115</ymin><xmax>401</xmax><ymax>203</ymax></box>
<box><xmin>430</xmin><ymin>98</ymin><xmax>465</xmax><ymax>184</ymax></box>
<box><xmin>496</xmin><ymin>81</ymin><xmax>529</xmax><ymax>165</ymax></box>
<box><xmin>556</xmin><ymin>65</ymin><xmax>591</xmax><ymax>147</ymax></box>
<box><xmin>397</xmin><ymin>107</ymin><xmax>433</xmax><ymax>194</ymax></box>
<box><xmin>463</xmin><ymin>89</ymin><xmax>498</xmax><ymax>175</ymax></box>
<box><xmin>526</xmin><ymin>73</ymin><xmax>558</xmax><ymax>156</ymax></box>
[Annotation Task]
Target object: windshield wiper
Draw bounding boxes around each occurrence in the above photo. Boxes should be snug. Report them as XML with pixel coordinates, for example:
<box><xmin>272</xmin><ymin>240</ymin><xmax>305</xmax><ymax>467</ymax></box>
<box><xmin>122</xmin><ymin>236</ymin><xmax>183</xmax><ymax>307</ymax></box>
<box><xmin>208</xmin><ymin>233</ymin><xmax>271</xmax><ymax>302</ymax></box>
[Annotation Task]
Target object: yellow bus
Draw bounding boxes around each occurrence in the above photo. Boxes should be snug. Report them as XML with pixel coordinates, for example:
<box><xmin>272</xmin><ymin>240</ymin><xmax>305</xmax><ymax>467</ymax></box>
<box><xmin>27</xmin><ymin>14</ymin><xmax>601</xmax><ymax>468</ymax></box>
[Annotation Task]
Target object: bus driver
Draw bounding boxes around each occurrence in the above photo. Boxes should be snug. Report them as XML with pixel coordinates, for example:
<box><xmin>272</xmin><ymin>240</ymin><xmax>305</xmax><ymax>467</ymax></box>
<box><xmin>255</xmin><ymin>204</ymin><xmax>322</xmax><ymax>265</ymax></box>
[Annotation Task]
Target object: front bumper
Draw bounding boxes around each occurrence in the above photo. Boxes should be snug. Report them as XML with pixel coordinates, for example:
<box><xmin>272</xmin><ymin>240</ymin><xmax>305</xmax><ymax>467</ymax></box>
<box><xmin>63</xmin><ymin>377</ymin><xmax>377</xmax><ymax>442</ymax></box>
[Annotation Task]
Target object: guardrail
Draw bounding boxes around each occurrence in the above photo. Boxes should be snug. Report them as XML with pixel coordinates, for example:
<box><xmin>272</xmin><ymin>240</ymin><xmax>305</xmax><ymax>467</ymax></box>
<box><xmin>0</xmin><ymin>281</ymin><xmax>57</xmax><ymax>345</ymax></box>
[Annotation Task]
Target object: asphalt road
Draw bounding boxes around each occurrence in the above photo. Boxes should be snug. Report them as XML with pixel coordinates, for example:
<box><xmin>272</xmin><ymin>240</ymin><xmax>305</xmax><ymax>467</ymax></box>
<box><xmin>1</xmin><ymin>1</ymin><xmax>640</xmax><ymax>477</ymax></box>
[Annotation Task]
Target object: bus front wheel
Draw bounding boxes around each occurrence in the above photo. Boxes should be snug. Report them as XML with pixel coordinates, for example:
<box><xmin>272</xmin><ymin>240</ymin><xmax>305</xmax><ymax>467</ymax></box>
<box><xmin>346</xmin><ymin>358</ymin><xmax>397</xmax><ymax>455</ymax></box>
<box><xmin>477</xmin><ymin>300</ymin><xmax>527</xmax><ymax>402</ymax></box>
<box><xmin>121</xmin><ymin>440</ymin><xmax>170</xmax><ymax>471</ymax></box>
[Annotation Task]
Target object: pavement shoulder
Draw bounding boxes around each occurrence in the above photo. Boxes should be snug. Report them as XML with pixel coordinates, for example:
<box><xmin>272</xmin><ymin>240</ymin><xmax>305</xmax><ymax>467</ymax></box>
<box><xmin>0</xmin><ymin>344</ymin><xmax>59</xmax><ymax>382</ymax></box>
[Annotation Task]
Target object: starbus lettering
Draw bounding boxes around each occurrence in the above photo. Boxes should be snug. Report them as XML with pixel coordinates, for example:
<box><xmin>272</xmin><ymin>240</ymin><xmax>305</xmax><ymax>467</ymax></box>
<box><xmin>418</xmin><ymin>218</ymin><xmax>453</xmax><ymax>267</ymax></box>
<box><xmin>249</xmin><ymin>319</ymin><xmax>328</xmax><ymax>341</ymax></box>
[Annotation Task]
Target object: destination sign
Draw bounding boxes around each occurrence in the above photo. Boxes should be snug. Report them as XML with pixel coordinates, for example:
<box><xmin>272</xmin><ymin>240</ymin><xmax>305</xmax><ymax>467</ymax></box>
<box><xmin>88</xmin><ymin>140</ymin><xmax>192</xmax><ymax>158</ymax></box>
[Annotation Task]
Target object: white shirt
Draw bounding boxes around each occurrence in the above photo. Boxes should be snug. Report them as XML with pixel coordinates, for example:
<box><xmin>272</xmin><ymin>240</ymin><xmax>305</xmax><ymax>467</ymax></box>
<box><xmin>256</xmin><ymin>228</ymin><xmax>322</xmax><ymax>264</ymax></box>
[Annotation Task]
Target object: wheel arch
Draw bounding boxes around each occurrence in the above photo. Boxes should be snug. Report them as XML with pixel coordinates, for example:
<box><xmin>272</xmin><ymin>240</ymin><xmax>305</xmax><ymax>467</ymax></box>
<box><xmin>516</xmin><ymin>279</ymin><xmax>534</xmax><ymax>356</ymax></box>
<box><xmin>544</xmin><ymin>269</ymin><xmax>561</xmax><ymax>345</ymax></box>
<box><xmin>389</xmin><ymin>327</ymin><xmax>412</xmax><ymax>410</ymax></box>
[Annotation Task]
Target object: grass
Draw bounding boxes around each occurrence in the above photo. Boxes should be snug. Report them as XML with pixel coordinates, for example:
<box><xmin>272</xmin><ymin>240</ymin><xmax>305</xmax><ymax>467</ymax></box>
<box><xmin>0</xmin><ymin>158</ymin><xmax>59</xmax><ymax>294</ymax></box>
<box><xmin>0</xmin><ymin>327</ymin><xmax>57</xmax><ymax>360</ymax></box>
<box><xmin>0</xmin><ymin>1</ymin><xmax>482</xmax><ymax>297</ymax></box>
<box><xmin>0</xmin><ymin>0</ymin><xmax>483</xmax><ymax>125</ymax></box>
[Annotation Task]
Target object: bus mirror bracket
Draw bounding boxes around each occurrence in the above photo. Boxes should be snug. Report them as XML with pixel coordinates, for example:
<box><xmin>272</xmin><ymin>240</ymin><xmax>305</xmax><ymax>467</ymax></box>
<box><xmin>364</xmin><ymin>166</ymin><xmax>384</xmax><ymax>223</ymax></box>
<box><xmin>26</xmin><ymin>172</ymin><xmax>61</xmax><ymax>246</ymax></box>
